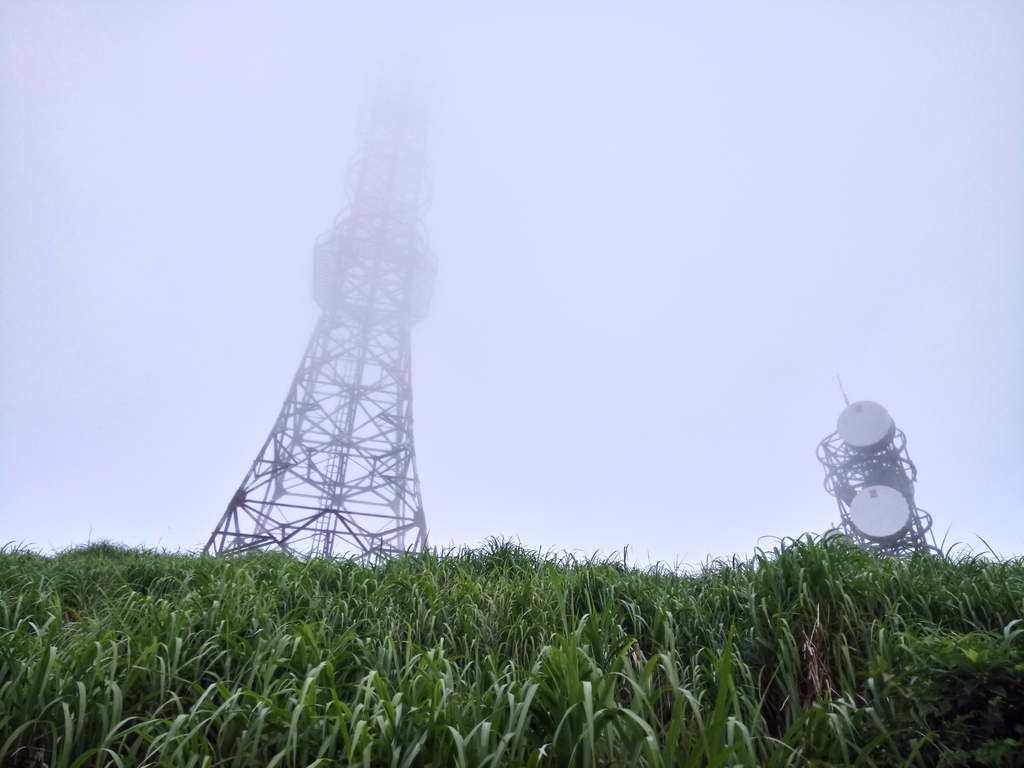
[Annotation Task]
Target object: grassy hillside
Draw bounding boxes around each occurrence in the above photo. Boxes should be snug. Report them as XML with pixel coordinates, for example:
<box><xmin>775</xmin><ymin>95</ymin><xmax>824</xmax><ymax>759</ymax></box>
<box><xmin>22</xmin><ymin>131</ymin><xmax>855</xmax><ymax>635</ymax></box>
<box><xmin>1</xmin><ymin>538</ymin><xmax>1022</xmax><ymax>767</ymax></box>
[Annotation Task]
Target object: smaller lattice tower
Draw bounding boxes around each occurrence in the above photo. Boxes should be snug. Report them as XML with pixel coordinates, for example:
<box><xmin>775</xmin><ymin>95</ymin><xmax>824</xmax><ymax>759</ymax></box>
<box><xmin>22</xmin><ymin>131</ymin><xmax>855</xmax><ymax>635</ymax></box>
<box><xmin>205</xmin><ymin>64</ymin><xmax>436</xmax><ymax>561</ymax></box>
<box><xmin>817</xmin><ymin>399</ymin><xmax>936</xmax><ymax>555</ymax></box>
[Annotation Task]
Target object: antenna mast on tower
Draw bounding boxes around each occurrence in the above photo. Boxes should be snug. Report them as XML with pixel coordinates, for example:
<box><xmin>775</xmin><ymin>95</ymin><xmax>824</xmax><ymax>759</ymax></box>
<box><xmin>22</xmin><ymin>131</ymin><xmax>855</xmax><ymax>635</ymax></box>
<box><xmin>205</xmin><ymin>65</ymin><xmax>436</xmax><ymax>561</ymax></box>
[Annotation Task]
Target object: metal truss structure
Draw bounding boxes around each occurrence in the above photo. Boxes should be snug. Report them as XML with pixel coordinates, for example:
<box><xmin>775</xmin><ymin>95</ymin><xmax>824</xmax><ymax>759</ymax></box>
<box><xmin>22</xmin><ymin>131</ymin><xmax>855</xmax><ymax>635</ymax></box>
<box><xmin>816</xmin><ymin>427</ymin><xmax>935</xmax><ymax>556</ymax></box>
<box><xmin>206</xmin><ymin>68</ymin><xmax>436</xmax><ymax>562</ymax></box>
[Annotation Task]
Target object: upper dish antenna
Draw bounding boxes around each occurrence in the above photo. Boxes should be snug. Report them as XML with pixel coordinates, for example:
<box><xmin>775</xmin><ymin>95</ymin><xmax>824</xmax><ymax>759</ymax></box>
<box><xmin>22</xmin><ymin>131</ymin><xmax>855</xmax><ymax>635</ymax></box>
<box><xmin>837</xmin><ymin>400</ymin><xmax>894</xmax><ymax>451</ymax></box>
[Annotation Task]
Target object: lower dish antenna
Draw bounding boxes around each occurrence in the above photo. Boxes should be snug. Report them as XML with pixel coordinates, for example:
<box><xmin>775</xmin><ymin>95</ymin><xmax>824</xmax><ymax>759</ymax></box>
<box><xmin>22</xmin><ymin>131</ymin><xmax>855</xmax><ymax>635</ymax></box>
<box><xmin>849</xmin><ymin>485</ymin><xmax>911</xmax><ymax>541</ymax></box>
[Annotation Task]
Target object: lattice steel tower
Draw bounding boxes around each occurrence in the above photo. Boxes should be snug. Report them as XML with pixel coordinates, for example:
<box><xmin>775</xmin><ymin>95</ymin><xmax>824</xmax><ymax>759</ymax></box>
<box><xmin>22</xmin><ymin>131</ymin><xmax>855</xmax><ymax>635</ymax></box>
<box><xmin>817</xmin><ymin>399</ymin><xmax>935</xmax><ymax>556</ymax></box>
<box><xmin>206</xmin><ymin>68</ymin><xmax>436</xmax><ymax>560</ymax></box>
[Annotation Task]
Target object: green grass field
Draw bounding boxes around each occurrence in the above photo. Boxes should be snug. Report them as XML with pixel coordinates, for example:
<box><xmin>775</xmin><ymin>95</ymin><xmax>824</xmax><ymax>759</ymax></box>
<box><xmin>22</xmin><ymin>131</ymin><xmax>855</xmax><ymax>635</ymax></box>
<box><xmin>1</xmin><ymin>538</ymin><xmax>1022</xmax><ymax>767</ymax></box>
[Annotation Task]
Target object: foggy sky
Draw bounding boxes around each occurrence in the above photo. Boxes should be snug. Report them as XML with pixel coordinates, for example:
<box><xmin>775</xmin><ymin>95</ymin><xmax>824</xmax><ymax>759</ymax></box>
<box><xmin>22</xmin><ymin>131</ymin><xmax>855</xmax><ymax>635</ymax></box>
<box><xmin>2</xmin><ymin>2</ymin><xmax>1022</xmax><ymax>564</ymax></box>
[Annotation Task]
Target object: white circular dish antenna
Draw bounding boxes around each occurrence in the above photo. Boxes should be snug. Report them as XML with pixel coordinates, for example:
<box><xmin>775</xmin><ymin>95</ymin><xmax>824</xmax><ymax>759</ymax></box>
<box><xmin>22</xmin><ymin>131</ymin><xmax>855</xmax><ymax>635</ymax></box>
<box><xmin>837</xmin><ymin>401</ymin><xmax>894</xmax><ymax>451</ymax></box>
<box><xmin>848</xmin><ymin>485</ymin><xmax>911</xmax><ymax>540</ymax></box>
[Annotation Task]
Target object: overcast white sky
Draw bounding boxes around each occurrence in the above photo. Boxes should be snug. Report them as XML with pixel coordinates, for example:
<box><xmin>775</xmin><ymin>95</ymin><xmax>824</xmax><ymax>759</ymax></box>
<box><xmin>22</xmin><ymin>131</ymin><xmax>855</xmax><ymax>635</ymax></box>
<box><xmin>1</xmin><ymin>2</ymin><xmax>1022</xmax><ymax>564</ymax></box>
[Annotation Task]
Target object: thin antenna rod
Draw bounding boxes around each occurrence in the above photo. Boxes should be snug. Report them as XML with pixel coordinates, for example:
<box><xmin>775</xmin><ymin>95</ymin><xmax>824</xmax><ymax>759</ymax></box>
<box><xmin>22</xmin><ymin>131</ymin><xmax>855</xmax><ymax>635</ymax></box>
<box><xmin>837</xmin><ymin>374</ymin><xmax>850</xmax><ymax>406</ymax></box>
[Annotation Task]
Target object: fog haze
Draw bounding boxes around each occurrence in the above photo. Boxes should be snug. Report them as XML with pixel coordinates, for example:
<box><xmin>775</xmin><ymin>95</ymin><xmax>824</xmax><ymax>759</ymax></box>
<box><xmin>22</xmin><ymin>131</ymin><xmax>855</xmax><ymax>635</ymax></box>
<box><xmin>2</xmin><ymin>2</ymin><xmax>1022</xmax><ymax>563</ymax></box>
